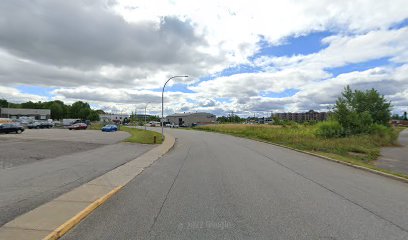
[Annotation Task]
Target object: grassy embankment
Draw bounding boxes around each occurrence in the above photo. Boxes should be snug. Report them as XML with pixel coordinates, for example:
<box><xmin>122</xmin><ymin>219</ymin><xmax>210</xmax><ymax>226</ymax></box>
<box><xmin>195</xmin><ymin>124</ymin><xmax>407</xmax><ymax>178</ymax></box>
<box><xmin>87</xmin><ymin>123</ymin><xmax>104</xmax><ymax>130</ymax></box>
<box><xmin>88</xmin><ymin>123</ymin><xmax>162</xmax><ymax>144</ymax></box>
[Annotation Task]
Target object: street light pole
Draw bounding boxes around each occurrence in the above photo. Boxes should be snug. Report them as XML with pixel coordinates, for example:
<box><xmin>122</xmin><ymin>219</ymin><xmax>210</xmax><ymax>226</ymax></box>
<box><xmin>144</xmin><ymin>102</ymin><xmax>151</xmax><ymax>130</ymax></box>
<box><xmin>161</xmin><ymin>75</ymin><xmax>188</xmax><ymax>141</ymax></box>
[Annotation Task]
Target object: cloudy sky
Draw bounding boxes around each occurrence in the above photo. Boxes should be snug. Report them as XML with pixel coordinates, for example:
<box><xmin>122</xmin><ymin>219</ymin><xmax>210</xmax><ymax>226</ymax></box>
<box><xmin>0</xmin><ymin>0</ymin><xmax>407</xmax><ymax>117</ymax></box>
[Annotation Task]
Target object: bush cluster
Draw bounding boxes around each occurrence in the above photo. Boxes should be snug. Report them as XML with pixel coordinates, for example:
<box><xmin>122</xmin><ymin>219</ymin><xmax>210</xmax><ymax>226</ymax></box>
<box><xmin>315</xmin><ymin>121</ymin><xmax>397</xmax><ymax>142</ymax></box>
<box><xmin>315</xmin><ymin>121</ymin><xmax>344</xmax><ymax>138</ymax></box>
<box><xmin>315</xmin><ymin>86</ymin><xmax>396</xmax><ymax>139</ymax></box>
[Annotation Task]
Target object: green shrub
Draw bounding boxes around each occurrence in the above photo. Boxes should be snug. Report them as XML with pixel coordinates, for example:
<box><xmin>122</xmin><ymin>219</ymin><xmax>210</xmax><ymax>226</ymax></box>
<box><xmin>369</xmin><ymin>124</ymin><xmax>398</xmax><ymax>144</ymax></box>
<box><xmin>303</xmin><ymin>120</ymin><xmax>317</xmax><ymax>126</ymax></box>
<box><xmin>369</xmin><ymin>124</ymin><xmax>388</xmax><ymax>136</ymax></box>
<box><xmin>282</xmin><ymin>121</ymin><xmax>299</xmax><ymax>128</ymax></box>
<box><xmin>333</xmin><ymin>86</ymin><xmax>391</xmax><ymax>135</ymax></box>
<box><xmin>315</xmin><ymin>121</ymin><xmax>344</xmax><ymax>138</ymax></box>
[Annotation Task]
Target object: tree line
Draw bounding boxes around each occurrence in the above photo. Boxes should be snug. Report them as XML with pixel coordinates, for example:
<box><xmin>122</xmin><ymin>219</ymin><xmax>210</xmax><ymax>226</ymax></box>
<box><xmin>0</xmin><ymin>99</ymin><xmax>102</xmax><ymax>121</ymax></box>
<box><xmin>216</xmin><ymin>115</ymin><xmax>245</xmax><ymax>123</ymax></box>
<box><xmin>392</xmin><ymin>112</ymin><xmax>408</xmax><ymax>120</ymax></box>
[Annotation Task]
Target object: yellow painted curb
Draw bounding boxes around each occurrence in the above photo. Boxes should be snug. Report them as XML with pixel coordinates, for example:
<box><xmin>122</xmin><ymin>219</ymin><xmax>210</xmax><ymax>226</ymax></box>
<box><xmin>41</xmin><ymin>133</ymin><xmax>176</xmax><ymax>240</ymax></box>
<box><xmin>42</xmin><ymin>186</ymin><xmax>123</xmax><ymax>240</ymax></box>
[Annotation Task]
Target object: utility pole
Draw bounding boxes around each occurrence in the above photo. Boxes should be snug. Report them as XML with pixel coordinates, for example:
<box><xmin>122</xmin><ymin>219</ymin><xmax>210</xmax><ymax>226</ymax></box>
<box><xmin>144</xmin><ymin>102</ymin><xmax>150</xmax><ymax>130</ymax></box>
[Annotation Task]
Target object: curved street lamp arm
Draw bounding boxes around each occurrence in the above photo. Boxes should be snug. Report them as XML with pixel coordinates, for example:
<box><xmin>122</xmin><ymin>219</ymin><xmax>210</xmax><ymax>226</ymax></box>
<box><xmin>161</xmin><ymin>75</ymin><xmax>188</xmax><ymax>140</ymax></box>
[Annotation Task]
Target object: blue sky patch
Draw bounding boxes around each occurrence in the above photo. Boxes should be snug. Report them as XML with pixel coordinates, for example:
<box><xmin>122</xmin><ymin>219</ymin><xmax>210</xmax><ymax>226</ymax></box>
<box><xmin>390</xmin><ymin>18</ymin><xmax>408</xmax><ymax>30</ymax></box>
<box><xmin>261</xmin><ymin>89</ymin><xmax>299</xmax><ymax>98</ymax></box>
<box><xmin>251</xmin><ymin>31</ymin><xmax>332</xmax><ymax>59</ymax></box>
<box><xmin>326</xmin><ymin>57</ymin><xmax>390</xmax><ymax>77</ymax></box>
<box><xmin>173</xmin><ymin>31</ymin><xmax>334</xmax><ymax>92</ymax></box>
<box><xmin>214</xmin><ymin>64</ymin><xmax>263</xmax><ymax>77</ymax></box>
<box><xmin>165</xmin><ymin>83</ymin><xmax>195</xmax><ymax>93</ymax></box>
<box><xmin>215</xmin><ymin>97</ymin><xmax>232</xmax><ymax>103</ymax></box>
<box><xmin>17</xmin><ymin>85</ymin><xmax>55</xmax><ymax>98</ymax></box>
<box><xmin>150</xmin><ymin>82</ymin><xmax>195</xmax><ymax>93</ymax></box>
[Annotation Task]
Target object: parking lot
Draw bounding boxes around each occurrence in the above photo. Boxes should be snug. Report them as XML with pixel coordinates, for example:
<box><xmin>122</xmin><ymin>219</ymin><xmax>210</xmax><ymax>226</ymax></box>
<box><xmin>0</xmin><ymin>129</ymin><xmax>131</xmax><ymax>169</ymax></box>
<box><xmin>0</xmin><ymin>128</ymin><xmax>154</xmax><ymax>226</ymax></box>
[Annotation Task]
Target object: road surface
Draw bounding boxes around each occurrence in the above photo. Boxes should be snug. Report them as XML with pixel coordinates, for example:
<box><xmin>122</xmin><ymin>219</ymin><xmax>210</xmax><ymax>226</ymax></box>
<box><xmin>377</xmin><ymin>129</ymin><xmax>408</xmax><ymax>175</ymax></box>
<box><xmin>63</xmin><ymin>129</ymin><xmax>408</xmax><ymax>240</ymax></box>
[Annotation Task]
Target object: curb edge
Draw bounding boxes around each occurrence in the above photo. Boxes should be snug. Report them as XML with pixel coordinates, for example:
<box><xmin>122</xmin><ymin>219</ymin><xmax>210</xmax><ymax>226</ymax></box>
<box><xmin>246</xmin><ymin>136</ymin><xmax>408</xmax><ymax>184</ymax></box>
<box><xmin>40</xmin><ymin>133</ymin><xmax>176</xmax><ymax>240</ymax></box>
<box><xmin>43</xmin><ymin>186</ymin><xmax>123</xmax><ymax>240</ymax></box>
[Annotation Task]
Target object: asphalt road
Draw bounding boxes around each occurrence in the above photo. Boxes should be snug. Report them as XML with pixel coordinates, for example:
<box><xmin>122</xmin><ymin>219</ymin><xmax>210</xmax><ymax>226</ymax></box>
<box><xmin>377</xmin><ymin>129</ymin><xmax>408</xmax><ymax>175</ymax></box>
<box><xmin>63</xmin><ymin>129</ymin><xmax>408</xmax><ymax>240</ymax></box>
<box><xmin>0</xmin><ymin>129</ymin><xmax>154</xmax><ymax>226</ymax></box>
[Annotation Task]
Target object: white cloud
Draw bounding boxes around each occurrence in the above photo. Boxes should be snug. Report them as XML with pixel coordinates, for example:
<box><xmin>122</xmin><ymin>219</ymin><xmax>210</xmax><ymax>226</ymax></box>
<box><xmin>255</xmin><ymin>27</ymin><xmax>408</xmax><ymax>70</ymax></box>
<box><xmin>115</xmin><ymin>0</ymin><xmax>408</xmax><ymax>65</ymax></box>
<box><xmin>190</xmin><ymin>26</ymin><xmax>408</xmax><ymax>114</ymax></box>
<box><xmin>0</xmin><ymin>86</ymin><xmax>48</xmax><ymax>103</ymax></box>
<box><xmin>0</xmin><ymin>0</ymin><xmax>407</xmax><ymax>115</ymax></box>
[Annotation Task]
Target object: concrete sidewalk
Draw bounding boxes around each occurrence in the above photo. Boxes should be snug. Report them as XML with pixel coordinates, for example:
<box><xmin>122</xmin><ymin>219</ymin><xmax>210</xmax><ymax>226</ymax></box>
<box><xmin>376</xmin><ymin>129</ymin><xmax>408</xmax><ymax>175</ymax></box>
<box><xmin>0</xmin><ymin>134</ymin><xmax>175</xmax><ymax>240</ymax></box>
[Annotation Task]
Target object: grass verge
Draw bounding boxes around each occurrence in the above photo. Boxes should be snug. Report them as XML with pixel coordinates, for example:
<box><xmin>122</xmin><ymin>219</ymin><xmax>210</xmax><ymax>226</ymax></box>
<box><xmin>88</xmin><ymin>123</ymin><xmax>162</xmax><ymax>144</ymax></box>
<box><xmin>195</xmin><ymin>124</ymin><xmax>408</xmax><ymax>180</ymax></box>
<box><xmin>120</xmin><ymin>126</ymin><xmax>163</xmax><ymax>144</ymax></box>
<box><xmin>88</xmin><ymin>123</ymin><xmax>104</xmax><ymax>130</ymax></box>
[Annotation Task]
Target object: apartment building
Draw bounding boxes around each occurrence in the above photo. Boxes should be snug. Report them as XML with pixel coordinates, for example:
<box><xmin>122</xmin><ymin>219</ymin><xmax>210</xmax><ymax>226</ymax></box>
<box><xmin>272</xmin><ymin>110</ymin><xmax>329</xmax><ymax>122</ymax></box>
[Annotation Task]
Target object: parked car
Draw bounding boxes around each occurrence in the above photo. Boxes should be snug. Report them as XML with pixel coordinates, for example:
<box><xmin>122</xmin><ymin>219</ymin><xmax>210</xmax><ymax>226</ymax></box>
<box><xmin>68</xmin><ymin>123</ymin><xmax>88</xmax><ymax>130</ymax></box>
<box><xmin>27</xmin><ymin>121</ymin><xmax>41</xmax><ymax>129</ymax></box>
<box><xmin>63</xmin><ymin>119</ymin><xmax>81</xmax><ymax>127</ymax></box>
<box><xmin>17</xmin><ymin>117</ymin><xmax>34</xmax><ymax>125</ymax></box>
<box><xmin>148</xmin><ymin>121</ymin><xmax>161</xmax><ymax>127</ymax></box>
<box><xmin>27</xmin><ymin>121</ymin><xmax>53</xmax><ymax>129</ymax></box>
<box><xmin>39</xmin><ymin>121</ymin><xmax>53</xmax><ymax>128</ymax></box>
<box><xmin>53</xmin><ymin>120</ymin><xmax>62</xmax><ymax>127</ymax></box>
<box><xmin>101</xmin><ymin>124</ymin><xmax>118</xmax><ymax>132</ymax></box>
<box><xmin>0</xmin><ymin>124</ymin><xmax>24</xmax><ymax>134</ymax></box>
<box><xmin>166</xmin><ymin>123</ymin><xmax>179</xmax><ymax>128</ymax></box>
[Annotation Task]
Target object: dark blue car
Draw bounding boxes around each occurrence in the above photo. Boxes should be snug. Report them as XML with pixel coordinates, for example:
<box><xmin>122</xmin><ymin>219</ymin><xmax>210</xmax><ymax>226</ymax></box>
<box><xmin>101</xmin><ymin>124</ymin><xmax>118</xmax><ymax>132</ymax></box>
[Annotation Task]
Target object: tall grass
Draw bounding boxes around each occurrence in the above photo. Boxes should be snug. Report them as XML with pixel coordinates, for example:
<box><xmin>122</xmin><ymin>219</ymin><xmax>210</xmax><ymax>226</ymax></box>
<box><xmin>196</xmin><ymin>124</ymin><xmax>399</xmax><ymax>163</ymax></box>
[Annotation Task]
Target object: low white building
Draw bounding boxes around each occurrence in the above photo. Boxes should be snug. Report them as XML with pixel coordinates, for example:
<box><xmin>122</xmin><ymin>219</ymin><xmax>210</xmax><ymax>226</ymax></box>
<box><xmin>166</xmin><ymin>112</ymin><xmax>216</xmax><ymax>127</ymax></box>
<box><xmin>99</xmin><ymin>114</ymin><xmax>130</xmax><ymax>123</ymax></box>
<box><xmin>0</xmin><ymin>108</ymin><xmax>51</xmax><ymax>120</ymax></box>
